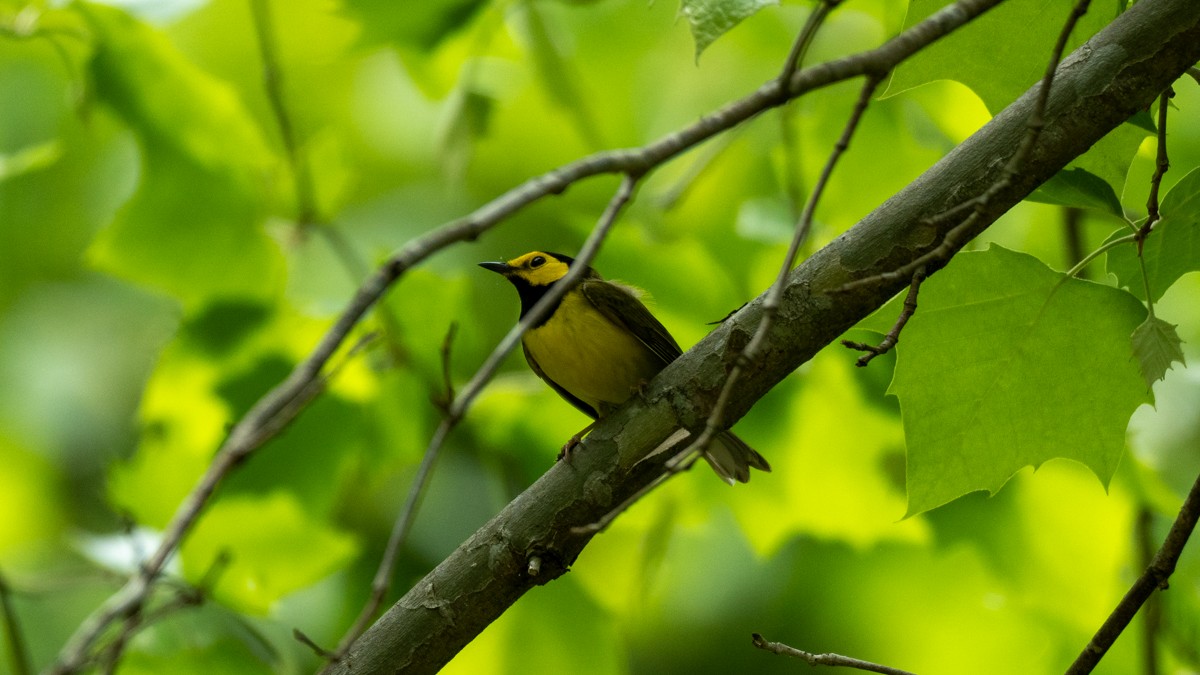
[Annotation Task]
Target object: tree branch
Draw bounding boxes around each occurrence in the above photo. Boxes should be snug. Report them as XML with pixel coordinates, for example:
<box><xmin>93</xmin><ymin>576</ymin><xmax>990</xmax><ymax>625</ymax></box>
<box><xmin>1065</xmin><ymin>464</ymin><xmax>1200</xmax><ymax>674</ymax></box>
<box><xmin>327</xmin><ymin>2</ymin><xmax>1200</xmax><ymax>673</ymax></box>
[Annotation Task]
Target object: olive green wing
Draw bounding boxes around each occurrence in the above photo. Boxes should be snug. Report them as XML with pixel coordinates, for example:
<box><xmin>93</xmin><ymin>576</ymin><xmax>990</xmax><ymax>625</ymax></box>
<box><xmin>522</xmin><ymin>342</ymin><xmax>599</xmax><ymax>420</ymax></box>
<box><xmin>580</xmin><ymin>279</ymin><xmax>683</xmax><ymax>367</ymax></box>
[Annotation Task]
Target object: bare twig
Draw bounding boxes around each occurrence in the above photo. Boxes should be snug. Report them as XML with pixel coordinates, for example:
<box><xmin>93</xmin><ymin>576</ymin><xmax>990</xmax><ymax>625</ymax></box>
<box><xmin>780</xmin><ymin>0</ymin><xmax>845</xmax><ymax>80</ymax></box>
<box><xmin>318</xmin><ymin>175</ymin><xmax>642</xmax><ymax>670</ymax></box>
<box><xmin>752</xmin><ymin>633</ymin><xmax>917</xmax><ymax>675</ymax></box>
<box><xmin>295</xmin><ymin>628</ymin><xmax>338</xmax><ymax>660</ymax></box>
<box><xmin>842</xmin><ymin>265</ymin><xmax>926</xmax><ymax>366</ymax></box>
<box><xmin>840</xmin><ymin>0</ymin><xmax>1093</xmax><ymax>293</ymax></box>
<box><xmin>96</xmin><ymin>550</ymin><xmax>230</xmax><ymax>675</ymax></box>
<box><xmin>48</xmin><ymin>2</ymin><xmax>1011</xmax><ymax>670</ymax></box>
<box><xmin>779</xmin><ymin>0</ymin><xmax>845</xmax><ymax>216</ymax></box>
<box><xmin>0</xmin><ymin>570</ymin><xmax>31</xmax><ymax>675</ymax></box>
<box><xmin>1066</xmin><ymin>465</ymin><xmax>1200</xmax><ymax>674</ymax></box>
<box><xmin>690</xmin><ymin>73</ymin><xmax>883</xmax><ymax>458</ymax></box>
<box><xmin>1136</xmin><ymin>88</ymin><xmax>1173</xmax><ymax>254</ymax></box>
<box><xmin>1186</xmin><ymin>66</ymin><xmax>1200</xmax><ymax>86</ymax></box>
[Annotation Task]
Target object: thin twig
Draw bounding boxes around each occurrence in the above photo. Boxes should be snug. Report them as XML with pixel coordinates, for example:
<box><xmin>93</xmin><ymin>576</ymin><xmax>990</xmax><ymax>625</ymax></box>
<box><xmin>1186</xmin><ymin>66</ymin><xmax>1200</xmax><ymax>86</ymax></box>
<box><xmin>250</xmin><ymin>0</ymin><xmax>410</xmax><ymax>365</ymax></box>
<box><xmin>1065</xmin><ymin>465</ymin><xmax>1200</xmax><ymax>674</ymax></box>
<box><xmin>839</xmin><ymin>0</ymin><xmax>1093</xmax><ymax>293</ymax></box>
<box><xmin>96</xmin><ymin>550</ymin><xmax>230</xmax><ymax>675</ymax></box>
<box><xmin>295</xmin><ymin>628</ymin><xmax>338</xmax><ymax>660</ymax></box>
<box><xmin>0</xmin><ymin>570</ymin><xmax>31</xmax><ymax>675</ymax></box>
<box><xmin>49</xmin><ymin>3</ymin><xmax>1010</xmax><ymax>670</ymax></box>
<box><xmin>779</xmin><ymin>0</ymin><xmax>845</xmax><ymax>80</ymax></box>
<box><xmin>1136</xmin><ymin>87</ymin><xmax>1172</xmax><ymax>254</ymax></box>
<box><xmin>690</xmin><ymin>73</ymin><xmax>883</xmax><ymax>459</ymax></box>
<box><xmin>318</xmin><ymin>175</ymin><xmax>642</xmax><ymax>670</ymax></box>
<box><xmin>778</xmin><ymin>0</ymin><xmax>844</xmax><ymax>216</ymax></box>
<box><xmin>841</xmin><ymin>265</ymin><xmax>925</xmax><ymax>366</ymax></box>
<box><xmin>752</xmin><ymin>633</ymin><xmax>917</xmax><ymax>675</ymax></box>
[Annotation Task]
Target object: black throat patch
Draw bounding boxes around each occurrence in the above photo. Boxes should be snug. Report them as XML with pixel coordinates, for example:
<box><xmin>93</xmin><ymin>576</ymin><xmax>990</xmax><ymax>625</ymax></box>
<box><xmin>511</xmin><ymin>277</ymin><xmax>563</xmax><ymax>328</ymax></box>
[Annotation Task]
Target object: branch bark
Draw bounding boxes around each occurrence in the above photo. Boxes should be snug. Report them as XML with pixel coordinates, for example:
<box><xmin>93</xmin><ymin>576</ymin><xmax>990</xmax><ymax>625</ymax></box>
<box><xmin>329</xmin><ymin>1</ymin><xmax>1200</xmax><ymax>673</ymax></box>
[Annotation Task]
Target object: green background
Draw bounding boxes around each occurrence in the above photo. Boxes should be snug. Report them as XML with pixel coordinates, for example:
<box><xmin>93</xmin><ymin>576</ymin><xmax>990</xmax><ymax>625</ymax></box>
<box><xmin>2</xmin><ymin>0</ymin><xmax>1199</xmax><ymax>673</ymax></box>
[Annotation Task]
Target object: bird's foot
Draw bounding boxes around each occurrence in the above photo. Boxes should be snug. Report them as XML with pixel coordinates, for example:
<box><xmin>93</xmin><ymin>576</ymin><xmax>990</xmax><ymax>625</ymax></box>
<box><xmin>558</xmin><ymin>434</ymin><xmax>583</xmax><ymax>462</ymax></box>
<box><xmin>558</xmin><ymin>422</ymin><xmax>596</xmax><ymax>462</ymax></box>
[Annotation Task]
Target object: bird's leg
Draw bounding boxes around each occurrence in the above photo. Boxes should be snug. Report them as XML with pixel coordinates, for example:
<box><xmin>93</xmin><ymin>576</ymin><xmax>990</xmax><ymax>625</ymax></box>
<box><xmin>559</xmin><ymin>421</ymin><xmax>596</xmax><ymax>461</ymax></box>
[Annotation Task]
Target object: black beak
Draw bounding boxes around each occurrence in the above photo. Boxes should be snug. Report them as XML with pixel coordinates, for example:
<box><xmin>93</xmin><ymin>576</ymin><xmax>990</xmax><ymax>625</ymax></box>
<box><xmin>478</xmin><ymin>261</ymin><xmax>511</xmax><ymax>274</ymax></box>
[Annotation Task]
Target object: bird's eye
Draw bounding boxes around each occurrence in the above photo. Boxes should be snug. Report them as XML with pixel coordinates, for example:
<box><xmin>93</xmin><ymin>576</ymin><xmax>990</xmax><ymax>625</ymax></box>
<box><xmin>530</xmin><ymin>255</ymin><xmax>546</xmax><ymax>268</ymax></box>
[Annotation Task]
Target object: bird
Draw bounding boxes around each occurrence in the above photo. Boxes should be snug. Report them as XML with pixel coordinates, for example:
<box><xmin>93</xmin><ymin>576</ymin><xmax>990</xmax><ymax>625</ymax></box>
<box><xmin>479</xmin><ymin>250</ymin><xmax>770</xmax><ymax>484</ymax></box>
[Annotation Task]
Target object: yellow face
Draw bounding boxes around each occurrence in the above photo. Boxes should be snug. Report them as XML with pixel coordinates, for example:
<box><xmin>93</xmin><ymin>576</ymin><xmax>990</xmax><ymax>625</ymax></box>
<box><xmin>503</xmin><ymin>251</ymin><xmax>571</xmax><ymax>286</ymax></box>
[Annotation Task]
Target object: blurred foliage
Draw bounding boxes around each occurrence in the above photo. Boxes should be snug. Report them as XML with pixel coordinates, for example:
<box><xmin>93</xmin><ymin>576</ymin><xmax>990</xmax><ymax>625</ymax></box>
<box><xmin>0</xmin><ymin>0</ymin><xmax>1198</xmax><ymax>673</ymax></box>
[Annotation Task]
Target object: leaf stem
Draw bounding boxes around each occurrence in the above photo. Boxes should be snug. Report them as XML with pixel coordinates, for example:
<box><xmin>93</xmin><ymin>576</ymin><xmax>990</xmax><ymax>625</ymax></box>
<box><xmin>1062</xmin><ymin>233</ymin><xmax>1136</xmax><ymax>280</ymax></box>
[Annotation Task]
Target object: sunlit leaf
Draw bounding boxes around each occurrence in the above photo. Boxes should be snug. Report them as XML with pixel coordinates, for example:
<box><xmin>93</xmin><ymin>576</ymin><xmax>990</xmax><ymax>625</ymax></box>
<box><xmin>1131</xmin><ymin>316</ymin><xmax>1186</xmax><ymax>388</ymax></box>
<box><xmin>892</xmin><ymin>245</ymin><xmax>1149</xmax><ymax>516</ymax></box>
<box><xmin>1107</xmin><ymin>167</ymin><xmax>1200</xmax><ymax>302</ymax></box>
<box><xmin>679</xmin><ymin>0</ymin><xmax>778</xmax><ymax>60</ymax></box>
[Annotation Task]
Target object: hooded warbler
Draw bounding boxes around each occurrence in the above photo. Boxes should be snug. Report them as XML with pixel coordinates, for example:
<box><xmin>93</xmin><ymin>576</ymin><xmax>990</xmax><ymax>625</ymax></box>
<box><xmin>479</xmin><ymin>250</ymin><xmax>770</xmax><ymax>484</ymax></box>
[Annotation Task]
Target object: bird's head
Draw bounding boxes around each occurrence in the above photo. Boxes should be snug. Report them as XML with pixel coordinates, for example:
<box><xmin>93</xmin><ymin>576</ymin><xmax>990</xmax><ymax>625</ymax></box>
<box><xmin>478</xmin><ymin>251</ymin><xmax>576</xmax><ymax>288</ymax></box>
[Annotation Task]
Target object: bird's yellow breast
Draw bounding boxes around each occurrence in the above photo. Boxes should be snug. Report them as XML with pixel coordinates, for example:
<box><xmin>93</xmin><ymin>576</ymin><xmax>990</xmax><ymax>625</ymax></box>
<box><xmin>523</xmin><ymin>290</ymin><xmax>662</xmax><ymax>414</ymax></box>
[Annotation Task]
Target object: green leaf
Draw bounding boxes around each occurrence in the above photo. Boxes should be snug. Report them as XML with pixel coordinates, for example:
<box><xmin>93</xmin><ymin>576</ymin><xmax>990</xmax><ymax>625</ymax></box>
<box><xmin>885</xmin><ymin>0</ymin><xmax>1115</xmax><ymax>113</ymax></box>
<box><xmin>1027</xmin><ymin>167</ymin><xmax>1123</xmax><ymax>216</ymax></box>
<box><xmin>892</xmin><ymin>245</ymin><xmax>1149</xmax><ymax>516</ymax></box>
<box><xmin>1107</xmin><ymin>167</ymin><xmax>1200</xmax><ymax>302</ymax></box>
<box><xmin>344</xmin><ymin>0</ymin><xmax>488</xmax><ymax>49</ymax></box>
<box><xmin>679</xmin><ymin>0</ymin><xmax>779</xmax><ymax>60</ymax></box>
<box><xmin>1127</xmin><ymin>108</ymin><xmax>1157</xmax><ymax>134</ymax></box>
<box><xmin>79</xmin><ymin>4</ymin><xmax>283</xmax><ymax>306</ymax></box>
<box><xmin>182</xmin><ymin>492</ymin><xmax>358</xmax><ymax>614</ymax></box>
<box><xmin>1065</xmin><ymin>123</ymin><xmax>1148</xmax><ymax>204</ymax></box>
<box><xmin>1131</xmin><ymin>316</ymin><xmax>1186</xmax><ymax>388</ymax></box>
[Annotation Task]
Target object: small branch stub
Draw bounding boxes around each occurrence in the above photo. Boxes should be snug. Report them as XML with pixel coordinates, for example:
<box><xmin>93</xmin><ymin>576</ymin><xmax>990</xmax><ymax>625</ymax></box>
<box><xmin>842</xmin><ymin>266</ymin><xmax>926</xmax><ymax>367</ymax></box>
<box><xmin>752</xmin><ymin>633</ymin><xmax>918</xmax><ymax>675</ymax></box>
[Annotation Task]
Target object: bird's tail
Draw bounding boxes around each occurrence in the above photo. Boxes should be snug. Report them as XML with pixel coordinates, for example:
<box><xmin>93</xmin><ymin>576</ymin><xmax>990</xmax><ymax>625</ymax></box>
<box><xmin>703</xmin><ymin>432</ymin><xmax>771</xmax><ymax>485</ymax></box>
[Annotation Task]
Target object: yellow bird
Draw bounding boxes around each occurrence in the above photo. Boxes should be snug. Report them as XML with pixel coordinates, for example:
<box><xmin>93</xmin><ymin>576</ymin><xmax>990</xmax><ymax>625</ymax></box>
<box><xmin>479</xmin><ymin>250</ymin><xmax>770</xmax><ymax>484</ymax></box>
